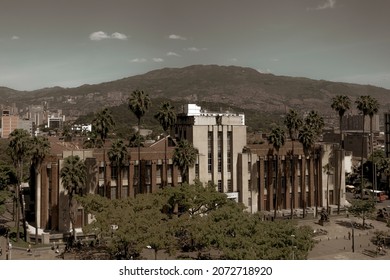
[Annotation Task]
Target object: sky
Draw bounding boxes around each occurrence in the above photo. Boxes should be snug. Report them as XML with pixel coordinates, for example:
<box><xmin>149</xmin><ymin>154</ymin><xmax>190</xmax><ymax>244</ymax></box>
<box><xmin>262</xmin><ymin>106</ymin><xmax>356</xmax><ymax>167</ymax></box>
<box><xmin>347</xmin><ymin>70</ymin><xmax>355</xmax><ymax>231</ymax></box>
<box><xmin>1</xmin><ymin>0</ymin><xmax>390</xmax><ymax>91</ymax></box>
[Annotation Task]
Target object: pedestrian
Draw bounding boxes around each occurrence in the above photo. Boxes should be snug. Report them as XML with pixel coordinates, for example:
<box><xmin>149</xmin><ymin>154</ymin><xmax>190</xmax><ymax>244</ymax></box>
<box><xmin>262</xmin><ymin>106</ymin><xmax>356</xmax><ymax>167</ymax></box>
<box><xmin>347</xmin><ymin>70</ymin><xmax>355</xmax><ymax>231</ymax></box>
<box><xmin>27</xmin><ymin>243</ymin><xmax>31</xmax><ymax>253</ymax></box>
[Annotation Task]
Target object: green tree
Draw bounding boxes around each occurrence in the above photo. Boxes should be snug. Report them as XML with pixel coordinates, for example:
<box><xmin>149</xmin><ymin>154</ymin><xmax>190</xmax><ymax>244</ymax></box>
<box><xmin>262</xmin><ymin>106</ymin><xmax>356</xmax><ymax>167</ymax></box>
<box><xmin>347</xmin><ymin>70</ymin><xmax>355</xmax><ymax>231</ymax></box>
<box><xmin>267</xmin><ymin>126</ymin><xmax>286</xmax><ymax>219</ymax></box>
<box><xmin>128</xmin><ymin>90</ymin><xmax>151</xmax><ymax>194</ymax></box>
<box><xmin>128</xmin><ymin>132</ymin><xmax>144</xmax><ymax>148</ymax></box>
<box><xmin>30</xmin><ymin>136</ymin><xmax>50</xmax><ymax>244</ymax></box>
<box><xmin>356</xmin><ymin>95</ymin><xmax>371</xmax><ymax>197</ymax></box>
<box><xmin>60</xmin><ymin>155</ymin><xmax>87</xmax><ymax>242</ymax></box>
<box><xmin>7</xmin><ymin>128</ymin><xmax>31</xmax><ymax>241</ymax></box>
<box><xmin>154</xmin><ymin>101</ymin><xmax>176</xmax><ymax>188</ymax></box>
<box><xmin>92</xmin><ymin>108</ymin><xmax>115</xmax><ymax>145</ymax></box>
<box><xmin>173</xmin><ymin>139</ymin><xmax>198</xmax><ymax>184</ymax></box>
<box><xmin>284</xmin><ymin>109</ymin><xmax>303</xmax><ymax>218</ymax></box>
<box><xmin>82</xmin><ymin>130</ymin><xmax>103</xmax><ymax>149</ymax></box>
<box><xmin>348</xmin><ymin>198</ymin><xmax>376</xmax><ymax>228</ymax></box>
<box><xmin>108</xmin><ymin>139</ymin><xmax>128</xmax><ymax>199</ymax></box>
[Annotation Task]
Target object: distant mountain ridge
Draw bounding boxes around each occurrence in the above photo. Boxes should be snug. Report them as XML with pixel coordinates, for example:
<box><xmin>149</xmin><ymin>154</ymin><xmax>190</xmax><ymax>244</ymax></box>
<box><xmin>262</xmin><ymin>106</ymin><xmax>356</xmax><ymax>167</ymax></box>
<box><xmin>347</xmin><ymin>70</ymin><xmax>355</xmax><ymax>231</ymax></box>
<box><xmin>1</xmin><ymin>65</ymin><xmax>390</xmax><ymax>118</ymax></box>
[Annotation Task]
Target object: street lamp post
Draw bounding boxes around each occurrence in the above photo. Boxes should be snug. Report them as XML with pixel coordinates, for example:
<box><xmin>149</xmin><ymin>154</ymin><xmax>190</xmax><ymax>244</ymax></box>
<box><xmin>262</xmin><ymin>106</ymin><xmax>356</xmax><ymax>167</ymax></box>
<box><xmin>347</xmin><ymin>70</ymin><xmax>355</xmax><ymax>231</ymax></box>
<box><xmin>349</xmin><ymin>220</ymin><xmax>355</xmax><ymax>253</ymax></box>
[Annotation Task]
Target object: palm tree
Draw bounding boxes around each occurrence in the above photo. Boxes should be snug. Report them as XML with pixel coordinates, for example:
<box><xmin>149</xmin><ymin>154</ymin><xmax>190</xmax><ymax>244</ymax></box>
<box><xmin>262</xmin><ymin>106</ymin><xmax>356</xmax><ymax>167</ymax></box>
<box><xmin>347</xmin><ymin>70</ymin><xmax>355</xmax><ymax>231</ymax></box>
<box><xmin>30</xmin><ymin>136</ymin><xmax>50</xmax><ymax>244</ymax></box>
<box><xmin>128</xmin><ymin>90</ymin><xmax>151</xmax><ymax>194</ymax></box>
<box><xmin>154</xmin><ymin>102</ymin><xmax>176</xmax><ymax>188</ymax></box>
<box><xmin>92</xmin><ymin>108</ymin><xmax>115</xmax><ymax>145</ymax></box>
<box><xmin>305</xmin><ymin>110</ymin><xmax>325</xmax><ymax>136</ymax></box>
<box><xmin>331</xmin><ymin>95</ymin><xmax>351</xmax><ymax>149</ymax></box>
<box><xmin>367</xmin><ymin>96</ymin><xmax>379</xmax><ymax>191</ymax></box>
<box><xmin>331</xmin><ymin>95</ymin><xmax>351</xmax><ymax>214</ymax></box>
<box><xmin>60</xmin><ymin>155</ymin><xmax>87</xmax><ymax>242</ymax></box>
<box><xmin>298</xmin><ymin>124</ymin><xmax>315</xmax><ymax>217</ymax></box>
<box><xmin>7</xmin><ymin>129</ymin><xmax>31</xmax><ymax>242</ymax></box>
<box><xmin>173</xmin><ymin>139</ymin><xmax>198</xmax><ymax>184</ymax></box>
<box><xmin>108</xmin><ymin>139</ymin><xmax>128</xmax><ymax>199</ymax></box>
<box><xmin>267</xmin><ymin>126</ymin><xmax>285</xmax><ymax>219</ymax></box>
<box><xmin>284</xmin><ymin>109</ymin><xmax>303</xmax><ymax>219</ymax></box>
<box><xmin>356</xmin><ymin>95</ymin><xmax>371</xmax><ymax>197</ymax></box>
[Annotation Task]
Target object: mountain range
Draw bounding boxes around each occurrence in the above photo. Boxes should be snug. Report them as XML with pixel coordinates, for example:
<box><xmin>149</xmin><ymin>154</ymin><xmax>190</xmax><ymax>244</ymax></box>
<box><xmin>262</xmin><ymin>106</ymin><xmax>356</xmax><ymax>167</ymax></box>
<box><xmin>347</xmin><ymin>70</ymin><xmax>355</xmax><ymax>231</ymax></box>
<box><xmin>1</xmin><ymin>64</ymin><xmax>390</xmax><ymax>122</ymax></box>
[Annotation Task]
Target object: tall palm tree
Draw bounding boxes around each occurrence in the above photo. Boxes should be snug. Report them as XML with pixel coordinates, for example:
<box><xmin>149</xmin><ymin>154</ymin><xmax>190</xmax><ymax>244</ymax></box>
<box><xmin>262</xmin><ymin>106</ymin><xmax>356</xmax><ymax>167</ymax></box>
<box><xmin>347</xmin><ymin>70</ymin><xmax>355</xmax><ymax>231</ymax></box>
<box><xmin>331</xmin><ymin>95</ymin><xmax>351</xmax><ymax>149</ymax></box>
<box><xmin>30</xmin><ymin>136</ymin><xmax>50</xmax><ymax>244</ymax></box>
<box><xmin>173</xmin><ymin>139</ymin><xmax>198</xmax><ymax>184</ymax></box>
<box><xmin>304</xmin><ymin>111</ymin><xmax>324</xmax><ymax>216</ymax></box>
<box><xmin>128</xmin><ymin>90</ymin><xmax>151</xmax><ymax>194</ymax></box>
<box><xmin>108</xmin><ymin>139</ymin><xmax>128</xmax><ymax>199</ymax></box>
<box><xmin>267</xmin><ymin>126</ymin><xmax>285</xmax><ymax>220</ymax></box>
<box><xmin>331</xmin><ymin>95</ymin><xmax>351</xmax><ymax>214</ymax></box>
<box><xmin>284</xmin><ymin>109</ymin><xmax>303</xmax><ymax>219</ymax></box>
<box><xmin>60</xmin><ymin>155</ymin><xmax>87</xmax><ymax>242</ymax></box>
<box><xmin>356</xmin><ymin>95</ymin><xmax>371</xmax><ymax>197</ymax></box>
<box><xmin>298</xmin><ymin>124</ymin><xmax>315</xmax><ymax>217</ymax></box>
<box><xmin>154</xmin><ymin>102</ymin><xmax>176</xmax><ymax>188</ymax></box>
<box><xmin>8</xmin><ymin>129</ymin><xmax>31</xmax><ymax>242</ymax></box>
<box><xmin>304</xmin><ymin>110</ymin><xmax>325</xmax><ymax>136</ymax></box>
<box><xmin>92</xmin><ymin>108</ymin><xmax>115</xmax><ymax>146</ymax></box>
<box><xmin>367</xmin><ymin>96</ymin><xmax>379</xmax><ymax>191</ymax></box>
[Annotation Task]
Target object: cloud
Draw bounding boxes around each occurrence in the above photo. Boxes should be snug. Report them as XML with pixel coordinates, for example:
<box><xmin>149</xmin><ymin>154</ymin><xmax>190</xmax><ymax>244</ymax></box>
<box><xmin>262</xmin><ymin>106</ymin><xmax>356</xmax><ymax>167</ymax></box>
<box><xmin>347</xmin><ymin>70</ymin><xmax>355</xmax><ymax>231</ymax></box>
<box><xmin>185</xmin><ymin>47</ymin><xmax>207</xmax><ymax>52</ymax></box>
<box><xmin>153</xmin><ymin>58</ymin><xmax>164</xmax><ymax>62</ymax></box>
<box><xmin>89</xmin><ymin>31</ymin><xmax>128</xmax><ymax>41</ymax></box>
<box><xmin>169</xmin><ymin>34</ymin><xmax>187</xmax><ymax>40</ymax></box>
<box><xmin>308</xmin><ymin>0</ymin><xmax>336</xmax><ymax>10</ymax></box>
<box><xmin>11</xmin><ymin>35</ymin><xmax>20</xmax><ymax>40</ymax></box>
<box><xmin>89</xmin><ymin>31</ymin><xmax>110</xmax><ymax>41</ymax></box>
<box><xmin>111</xmin><ymin>32</ymin><xmax>128</xmax><ymax>40</ymax></box>
<box><xmin>166</xmin><ymin>51</ymin><xmax>181</xmax><ymax>57</ymax></box>
<box><xmin>130</xmin><ymin>58</ymin><xmax>147</xmax><ymax>63</ymax></box>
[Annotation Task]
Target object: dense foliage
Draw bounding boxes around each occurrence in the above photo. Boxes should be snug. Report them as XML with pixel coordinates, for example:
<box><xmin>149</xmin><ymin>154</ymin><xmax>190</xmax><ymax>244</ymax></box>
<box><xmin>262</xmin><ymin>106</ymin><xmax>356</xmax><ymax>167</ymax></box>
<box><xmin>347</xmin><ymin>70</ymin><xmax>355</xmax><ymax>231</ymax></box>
<box><xmin>78</xmin><ymin>181</ymin><xmax>315</xmax><ymax>260</ymax></box>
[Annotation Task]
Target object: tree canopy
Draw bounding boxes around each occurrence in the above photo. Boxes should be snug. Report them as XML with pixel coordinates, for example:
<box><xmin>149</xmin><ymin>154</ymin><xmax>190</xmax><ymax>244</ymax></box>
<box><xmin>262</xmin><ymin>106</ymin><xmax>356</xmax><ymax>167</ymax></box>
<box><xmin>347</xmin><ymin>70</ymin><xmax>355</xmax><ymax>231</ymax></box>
<box><xmin>79</xmin><ymin>181</ymin><xmax>315</xmax><ymax>260</ymax></box>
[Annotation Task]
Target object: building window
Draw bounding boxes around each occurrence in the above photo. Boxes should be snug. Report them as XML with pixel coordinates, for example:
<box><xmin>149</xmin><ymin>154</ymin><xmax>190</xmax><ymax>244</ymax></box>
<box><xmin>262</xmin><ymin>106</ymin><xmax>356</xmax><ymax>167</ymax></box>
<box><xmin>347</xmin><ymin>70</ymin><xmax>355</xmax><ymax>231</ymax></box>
<box><xmin>99</xmin><ymin>166</ymin><xmax>105</xmax><ymax>179</ymax></box>
<box><xmin>133</xmin><ymin>165</ymin><xmax>139</xmax><ymax>187</ymax></box>
<box><xmin>248</xmin><ymin>161</ymin><xmax>251</xmax><ymax>174</ymax></box>
<box><xmin>227</xmin><ymin>131</ymin><xmax>232</xmax><ymax>172</ymax></box>
<box><xmin>145</xmin><ymin>165</ymin><xmax>151</xmax><ymax>185</ymax></box>
<box><xmin>208</xmin><ymin>132</ymin><xmax>213</xmax><ymax>173</ymax></box>
<box><xmin>122</xmin><ymin>166</ymin><xmax>129</xmax><ymax>180</ymax></box>
<box><xmin>156</xmin><ymin>164</ymin><xmax>162</xmax><ymax>179</ymax></box>
<box><xmin>98</xmin><ymin>184</ymin><xmax>104</xmax><ymax>197</ymax></box>
<box><xmin>248</xmin><ymin>179</ymin><xmax>252</xmax><ymax>191</ymax></box>
<box><xmin>218</xmin><ymin>180</ymin><xmax>223</xmax><ymax>193</ymax></box>
<box><xmin>122</xmin><ymin>186</ymin><xmax>128</xmax><ymax>198</ymax></box>
<box><xmin>111</xmin><ymin>166</ymin><xmax>118</xmax><ymax>180</ymax></box>
<box><xmin>227</xmin><ymin>179</ymin><xmax>233</xmax><ymax>192</ymax></box>
<box><xmin>218</xmin><ymin>132</ymin><xmax>222</xmax><ymax>173</ymax></box>
<box><xmin>195</xmin><ymin>163</ymin><xmax>199</xmax><ymax>179</ymax></box>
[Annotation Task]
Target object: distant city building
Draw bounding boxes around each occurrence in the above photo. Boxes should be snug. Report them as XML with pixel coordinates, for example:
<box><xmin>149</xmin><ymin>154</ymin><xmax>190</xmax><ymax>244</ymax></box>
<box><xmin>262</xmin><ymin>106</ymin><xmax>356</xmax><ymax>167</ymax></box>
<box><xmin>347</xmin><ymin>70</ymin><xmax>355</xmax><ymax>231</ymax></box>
<box><xmin>1</xmin><ymin>110</ymin><xmax>19</xmax><ymax>138</ymax></box>
<box><xmin>1</xmin><ymin>109</ymin><xmax>33</xmax><ymax>138</ymax></box>
<box><xmin>341</xmin><ymin>114</ymin><xmax>379</xmax><ymax>133</ymax></box>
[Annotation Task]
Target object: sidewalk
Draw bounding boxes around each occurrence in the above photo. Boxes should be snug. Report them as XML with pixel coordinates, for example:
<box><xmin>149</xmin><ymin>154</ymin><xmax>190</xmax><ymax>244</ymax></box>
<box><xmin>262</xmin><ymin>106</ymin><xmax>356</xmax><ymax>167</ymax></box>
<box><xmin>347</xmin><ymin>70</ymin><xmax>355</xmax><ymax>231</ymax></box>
<box><xmin>300</xmin><ymin>216</ymin><xmax>390</xmax><ymax>260</ymax></box>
